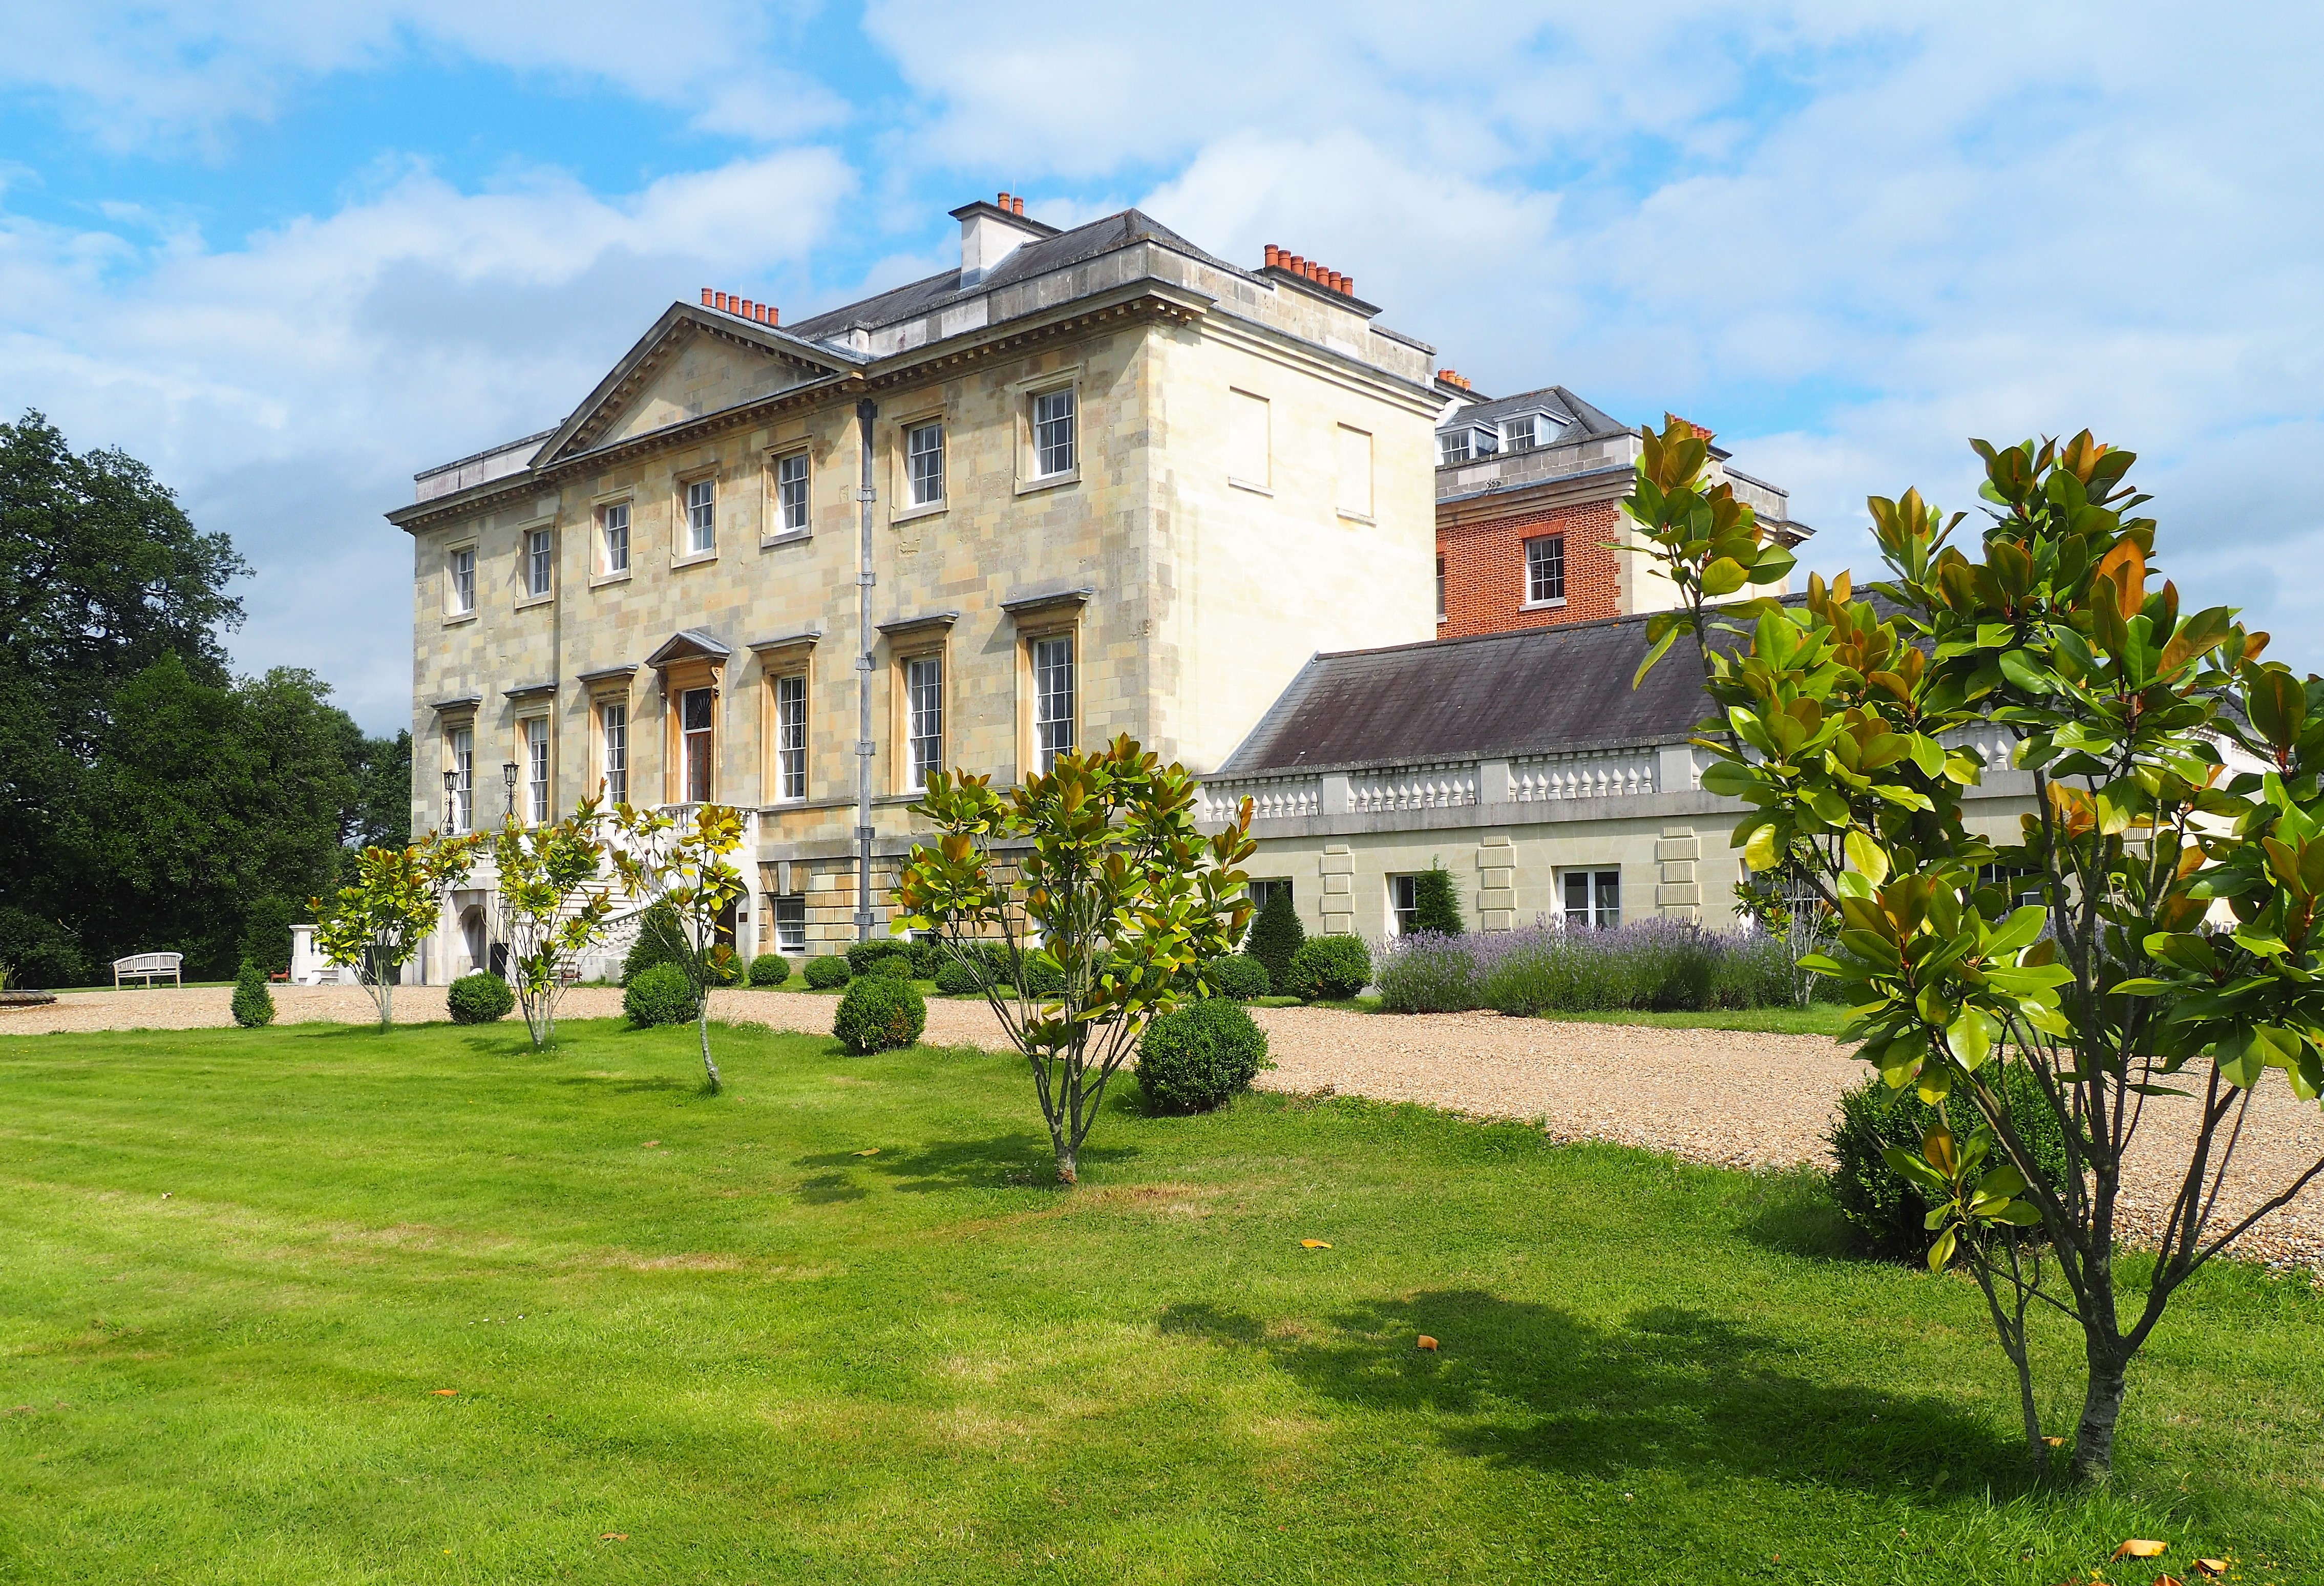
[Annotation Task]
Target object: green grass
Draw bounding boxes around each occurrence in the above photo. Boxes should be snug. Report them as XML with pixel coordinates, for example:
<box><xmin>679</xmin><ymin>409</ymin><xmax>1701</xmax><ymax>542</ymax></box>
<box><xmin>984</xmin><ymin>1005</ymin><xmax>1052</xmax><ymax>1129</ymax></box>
<box><xmin>1534</xmin><ymin>1005</ymin><xmax>1857</xmax><ymax>1037</ymax></box>
<box><xmin>2</xmin><ymin>1020</ymin><xmax>2318</xmax><ymax>1585</ymax></box>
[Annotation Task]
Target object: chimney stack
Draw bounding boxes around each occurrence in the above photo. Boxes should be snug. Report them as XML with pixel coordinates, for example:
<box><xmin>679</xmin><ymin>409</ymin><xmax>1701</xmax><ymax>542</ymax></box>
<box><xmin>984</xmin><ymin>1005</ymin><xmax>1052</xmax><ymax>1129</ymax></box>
<box><xmin>700</xmin><ymin>287</ymin><xmax>713</xmax><ymax>306</ymax></box>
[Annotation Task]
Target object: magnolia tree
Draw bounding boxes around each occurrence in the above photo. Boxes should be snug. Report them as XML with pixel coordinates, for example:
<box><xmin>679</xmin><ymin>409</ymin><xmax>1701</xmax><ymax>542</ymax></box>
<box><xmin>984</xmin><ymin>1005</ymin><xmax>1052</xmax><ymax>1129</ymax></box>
<box><xmin>895</xmin><ymin>735</ymin><xmax>1256</xmax><ymax>1183</ymax></box>
<box><xmin>1629</xmin><ymin>418</ymin><xmax>2324</xmax><ymax>1483</ymax></box>
<box><xmin>494</xmin><ymin>794</ymin><xmax>629</xmax><ymax>1048</ymax></box>
<box><xmin>608</xmin><ymin>801</ymin><xmax>747</xmax><ymax>1091</ymax></box>
<box><xmin>312</xmin><ymin>832</ymin><xmax>479</xmax><ymax>1029</ymax></box>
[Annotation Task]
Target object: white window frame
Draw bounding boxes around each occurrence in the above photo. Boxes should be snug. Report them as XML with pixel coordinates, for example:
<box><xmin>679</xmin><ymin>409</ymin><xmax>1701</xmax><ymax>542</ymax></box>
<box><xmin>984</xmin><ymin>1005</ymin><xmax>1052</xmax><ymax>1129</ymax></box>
<box><xmin>1438</xmin><ymin>430</ymin><xmax>1470</xmax><ymax>466</ymax></box>
<box><xmin>447</xmin><ymin>545</ymin><xmax>477</xmax><ymax>617</ymax></box>
<box><xmin>772</xmin><ymin>894</ymin><xmax>807</xmax><ymax>954</ymax></box>
<box><xmin>600</xmin><ymin>502</ymin><xmax>630</xmax><ymax>576</ymax></box>
<box><xmin>681</xmin><ymin>686</ymin><xmax>715</xmax><ymax>802</ymax></box>
<box><xmin>1561</xmin><ymin>869</ymin><xmax>1621</xmax><ymax>932</ymax></box>
<box><xmin>447</xmin><ymin>725</ymin><xmax>475</xmax><ymax>832</ymax></box>
<box><xmin>906</xmin><ymin>421</ymin><xmax>945</xmax><ymax>509</ymax></box>
<box><xmin>1031</xmin><ymin>386</ymin><xmax>1076</xmax><ymax>479</ymax></box>
<box><xmin>599</xmin><ymin>699</ymin><xmax>627</xmax><ymax>806</ymax></box>
<box><xmin>1388</xmin><ymin>874</ymin><xmax>1420</xmax><ymax>938</ymax></box>
<box><xmin>1031</xmin><ymin>633</ymin><xmax>1075</xmax><ymax>770</ymax></box>
<box><xmin>1525</xmin><ymin>534</ymin><xmax>1566</xmax><ymax>608</ymax></box>
<box><xmin>1503</xmin><ymin>415</ymin><xmax>1537</xmax><ymax>452</ymax></box>
<box><xmin>772</xmin><ymin>450</ymin><xmax>811</xmax><ymax>537</ymax></box>
<box><xmin>523</xmin><ymin>716</ymin><xmax>550</xmax><ymax>822</ymax></box>
<box><xmin>1248</xmin><ymin>878</ymin><xmax>1293</xmax><ymax>915</ymax></box>
<box><xmin>905</xmin><ymin>654</ymin><xmax>943</xmax><ymax>790</ymax></box>
<box><xmin>684</xmin><ymin>477</ymin><xmax>717</xmax><ymax>556</ymax></box>
<box><xmin>1436</xmin><ymin>555</ymin><xmax>1447</xmax><ymax>624</ymax></box>
<box><xmin>774</xmin><ymin>672</ymin><xmax>808</xmax><ymax>802</ymax></box>
<box><xmin>524</xmin><ymin>527</ymin><xmax>554</xmax><ymax>599</ymax></box>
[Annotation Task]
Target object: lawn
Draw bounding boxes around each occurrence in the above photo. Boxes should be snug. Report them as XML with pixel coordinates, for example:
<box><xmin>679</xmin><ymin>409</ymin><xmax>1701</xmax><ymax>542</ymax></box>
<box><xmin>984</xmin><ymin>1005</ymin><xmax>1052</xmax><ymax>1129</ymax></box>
<box><xmin>1</xmin><ymin>1019</ymin><xmax>2317</xmax><ymax>1585</ymax></box>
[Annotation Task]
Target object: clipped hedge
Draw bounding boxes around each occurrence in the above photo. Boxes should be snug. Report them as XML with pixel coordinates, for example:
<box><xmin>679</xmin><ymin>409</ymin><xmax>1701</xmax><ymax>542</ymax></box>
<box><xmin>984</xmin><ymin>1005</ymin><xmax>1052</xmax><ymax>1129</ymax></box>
<box><xmin>1246</xmin><ymin>886</ymin><xmax>1305</xmax><ymax>992</ymax></box>
<box><xmin>1137</xmin><ymin>998</ymin><xmax>1273</xmax><ymax>1112</ymax></box>
<box><xmin>1828</xmin><ymin>1066</ymin><xmax>2073</xmax><ymax>1261</ymax></box>
<box><xmin>1286</xmin><ymin>935</ymin><xmax>1370</xmax><ymax>1000</ymax></box>
<box><xmin>802</xmin><ymin>955</ymin><xmax>851</xmax><ymax>990</ymax></box>
<box><xmin>230</xmin><ymin>960</ymin><xmax>276</xmax><ymax>1028</ymax></box>
<box><xmin>846</xmin><ymin>938</ymin><xmax>911</xmax><ymax>977</ymax></box>
<box><xmin>747</xmin><ymin>953</ymin><xmax>791</xmax><ymax>988</ymax></box>
<box><xmin>834</xmin><ymin>975</ymin><xmax>926</xmax><ymax>1054</ymax></box>
<box><xmin>623</xmin><ymin>962</ymin><xmax>700</xmax><ymax>1027</ymax></box>
<box><xmin>934</xmin><ymin>957</ymin><xmax>987</xmax><ymax>996</ymax></box>
<box><xmin>871</xmin><ymin>954</ymin><xmax>915</xmax><ymax>980</ymax></box>
<box><xmin>448</xmin><ymin>971</ymin><xmax>514</xmax><ymax>1024</ymax></box>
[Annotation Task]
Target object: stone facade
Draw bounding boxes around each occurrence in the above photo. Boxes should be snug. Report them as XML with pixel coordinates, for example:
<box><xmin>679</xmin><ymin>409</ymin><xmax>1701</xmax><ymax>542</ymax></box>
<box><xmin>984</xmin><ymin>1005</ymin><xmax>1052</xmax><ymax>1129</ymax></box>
<box><xmin>389</xmin><ymin>201</ymin><xmax>1440</xmax><ymax>976</ymax></box>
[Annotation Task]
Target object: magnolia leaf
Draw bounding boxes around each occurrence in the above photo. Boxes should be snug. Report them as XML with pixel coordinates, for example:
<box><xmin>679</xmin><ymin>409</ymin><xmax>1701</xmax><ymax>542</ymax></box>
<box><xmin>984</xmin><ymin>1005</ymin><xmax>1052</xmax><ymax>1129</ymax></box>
<box><xmin>1300</xmin><ymin>1239</ymin><xmax>1333</xmax><ymax>1249</ymax></box>
<box><xmin>2112</xmin><ymin>1540</ymin><xmax>2168</xmax><ymax>1560</ymax></box>
<box><xmin>1844</xmin><ymin>828</ymin><xmax>1890</xmax><ymax>886</ymax></box>
<box><xmin>1417</xmin><ymin>1335</ymin><xmax>1440</xmax><ymax>1351</ymax></box>
<box><xmin>1700</xmin><ymin>557</ymin><xmax>1750</xmax><ymax>597</ymax></box>
<box><xmin>1928</xmin><ymin>1225</ymin><xmax>1957</xmax><ymax>1272</ymax></box>
<box><xmin>431</xmin><ymin>1388</ymin><xmax>458</xmax><ymax>1397</ymax></box>
<box><xmin>853</xmin><ymin>1148</ymin><xmax>881</xmax><ymax>1157</ymax></box>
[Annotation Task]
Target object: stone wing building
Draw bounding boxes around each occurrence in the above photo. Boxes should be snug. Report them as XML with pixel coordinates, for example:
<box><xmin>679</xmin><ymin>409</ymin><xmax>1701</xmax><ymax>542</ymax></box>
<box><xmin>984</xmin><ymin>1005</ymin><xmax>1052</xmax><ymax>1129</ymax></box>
<box><xmin>389</xmin><ymin>199</ymin><xmax>1441</xmax><ymax>978</ymax></box>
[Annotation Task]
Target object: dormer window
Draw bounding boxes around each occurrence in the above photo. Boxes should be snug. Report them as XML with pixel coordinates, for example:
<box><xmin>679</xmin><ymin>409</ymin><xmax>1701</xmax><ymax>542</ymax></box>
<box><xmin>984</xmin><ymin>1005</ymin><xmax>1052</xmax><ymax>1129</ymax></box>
<box><xmin>1440</xmin><ymin>430</ymin><xmax>1470</xmax><ymax>466</ymax></box>
<box><xmin>1504</xmin><ymin>415</ymin><xmax>1537</xmax><ymax>452</ymax></box>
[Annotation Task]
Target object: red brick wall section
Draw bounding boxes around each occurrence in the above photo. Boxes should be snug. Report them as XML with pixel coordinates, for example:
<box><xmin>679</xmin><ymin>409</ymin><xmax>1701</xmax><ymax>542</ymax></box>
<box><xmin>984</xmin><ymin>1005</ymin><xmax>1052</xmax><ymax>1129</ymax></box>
<box><xmin>1436</xmin><ymin>497</ymin><xmax>1624</xmax><ymax>638</ymax></box>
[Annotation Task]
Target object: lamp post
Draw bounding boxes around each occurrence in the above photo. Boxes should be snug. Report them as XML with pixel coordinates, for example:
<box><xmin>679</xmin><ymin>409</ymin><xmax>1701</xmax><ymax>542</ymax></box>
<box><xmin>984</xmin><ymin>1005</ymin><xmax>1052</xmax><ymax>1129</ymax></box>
<box><xmin>503</xmin><ymin>760</ymin><xmax>519</xmax><ymax>820</ymax></box>
<box><xmin>443</xmin><ymin>769</ymin><xmax>459</xmax><ymax>831</ymax></box>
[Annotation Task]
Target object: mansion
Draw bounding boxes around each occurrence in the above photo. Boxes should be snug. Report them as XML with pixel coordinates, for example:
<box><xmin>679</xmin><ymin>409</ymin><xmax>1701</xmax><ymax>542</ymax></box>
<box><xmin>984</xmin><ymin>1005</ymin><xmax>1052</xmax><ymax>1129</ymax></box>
<box><xmin>387</xmin><ymin>194</ymin><xmax>2030</xmax><ymax>979</ymax></box>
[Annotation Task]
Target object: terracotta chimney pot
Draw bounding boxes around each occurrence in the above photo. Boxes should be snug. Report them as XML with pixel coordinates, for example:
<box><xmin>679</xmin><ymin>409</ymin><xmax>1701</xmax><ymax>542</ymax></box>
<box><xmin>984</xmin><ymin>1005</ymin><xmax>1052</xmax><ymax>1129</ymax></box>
<box><xmin>1342</xmin><ymin>274</ymin><xmax>1355</xmax><ymax>295</ymax></box>
<box><xmin>768</xmin><ymin>306</ymin><xmax>779</xmax><ymax>327</ymax></box>
<box><xmin>1011</xmin><ymin>195</ymin><xmax>1024</xmax><ymax>215</ymax></box>
<box><xmin>700</xmin><ymin>287</ymin><xmax>713</xmax><ymax>306</ymax></box>
<box><xmin>998</xmin><ymin>191</ymin><xmax>1011</xmax><ymax>209</ymax></box>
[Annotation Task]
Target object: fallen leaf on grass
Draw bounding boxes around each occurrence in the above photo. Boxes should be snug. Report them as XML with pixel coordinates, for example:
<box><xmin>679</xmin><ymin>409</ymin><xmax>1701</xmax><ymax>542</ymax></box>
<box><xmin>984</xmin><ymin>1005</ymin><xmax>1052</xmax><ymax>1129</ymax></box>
<box><xmin>1299</xmin><ymin>1239</ymin><xmax>1331</xmax><ymax>1249</ymax></box>
<box><xmin>2192</xmin><ymin>1561</ymin><xmax>2228</xmax><ymax>1577</ymax></box>
<box><xmin>854</xmin><ymin>1148</ymin><xmax>880</xmax><ymax>1157</ymax></box>
<box><xmin>1417</xmin><ymin>1336</ymin><xmax>1440</xmax><ymax>1351</ymax></box>
<box><xmin>2114</xmin><ymin>1540</ymin><xmax>2168</xmax><ymax>1559</ymax></box>
<box><xmin>430</xmin><ymin>1389</ymin><xmax>458</xmax><ymax>1397</ymax></box>
<box><xmin>642</xmin><ymin>1140</ymin><xmax>659</xmax><ymax>1149</ymax></box>
<box><xmin>599</xmin><ymin>1533</ymin><xmax>627</xmax><ymax>1542</ymax></box>
<box><xmin>2044</xmin><ymin>1435</ymin><xmax>2064</xmax><ymax>1447</ymax></box>
<box><xmin>2153</xmin><ymin>1574</ymin><xmax>2184</xmax><ymax>1586</ymax></box>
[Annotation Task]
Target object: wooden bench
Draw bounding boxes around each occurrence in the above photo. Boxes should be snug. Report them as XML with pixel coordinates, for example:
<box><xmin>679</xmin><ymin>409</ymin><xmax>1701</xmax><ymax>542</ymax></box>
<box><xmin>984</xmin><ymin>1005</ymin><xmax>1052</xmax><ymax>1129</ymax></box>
<box><xmin>112</xmin><ymin>952</ymin><xmax>183</xmax><ymax>988</ymax></box>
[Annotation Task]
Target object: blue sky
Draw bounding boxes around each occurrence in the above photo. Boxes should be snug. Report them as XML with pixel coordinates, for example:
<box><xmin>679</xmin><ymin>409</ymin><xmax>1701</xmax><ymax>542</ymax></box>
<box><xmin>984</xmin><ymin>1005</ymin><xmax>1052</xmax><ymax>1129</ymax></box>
<box><xmin>3</xmin><ymin>2</ymin><xmax>2319</xmax><ymax>731</ymax></box>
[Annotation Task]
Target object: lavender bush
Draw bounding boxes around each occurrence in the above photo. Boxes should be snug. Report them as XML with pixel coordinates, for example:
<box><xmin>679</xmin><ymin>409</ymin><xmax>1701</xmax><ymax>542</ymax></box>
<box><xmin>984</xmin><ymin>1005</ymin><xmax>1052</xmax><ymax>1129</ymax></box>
<box><xmin>1374</xmin><ymin>917</ymin><xmax>1807</xmax><ymax>1016</ymax></box>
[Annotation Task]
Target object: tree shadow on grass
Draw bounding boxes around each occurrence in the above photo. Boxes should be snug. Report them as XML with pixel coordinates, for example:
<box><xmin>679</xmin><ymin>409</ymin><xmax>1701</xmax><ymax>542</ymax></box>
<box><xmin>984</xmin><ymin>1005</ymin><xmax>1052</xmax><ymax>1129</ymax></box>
<box><xmin>1734</xmin><ymin>1172</ymin><xmax>1859</xmax><ymax>1264</ymax></box>
<box><xmin>792</xmin><ymin>1133</ymin><xmax>1144</xmax><ymax>1197</ymax></box>
<box><xmin>549</xmin><ymin>1072</ymin><xmax>698</xmax><ymax>1097</ymax></box>
<box><xmin>1159</xmin><ymin>1288</ymin><xmax>2029</xmax><ymax>1495</ymax></box>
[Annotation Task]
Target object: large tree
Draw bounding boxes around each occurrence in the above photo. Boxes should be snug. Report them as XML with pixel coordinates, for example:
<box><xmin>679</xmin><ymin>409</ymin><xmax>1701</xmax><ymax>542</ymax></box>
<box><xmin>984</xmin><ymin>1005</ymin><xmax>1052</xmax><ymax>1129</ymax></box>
<box><xmin>0</xmin><ymin>411</ymin><xmax>379</xmax><ymax>983</ymax></box>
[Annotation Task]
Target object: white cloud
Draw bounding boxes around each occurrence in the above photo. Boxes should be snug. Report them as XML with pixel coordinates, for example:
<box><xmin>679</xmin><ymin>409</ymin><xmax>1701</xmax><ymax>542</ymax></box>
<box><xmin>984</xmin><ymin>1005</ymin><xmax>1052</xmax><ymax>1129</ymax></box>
<box><xmin>0</xmin><ymin>0</ymin><xmax>846</xmax><ymax>150</ymax></box>
<box><xmin>0</xmin><ymin>148</ymin><xmax>856</xmax><ymax>726</ymax></box>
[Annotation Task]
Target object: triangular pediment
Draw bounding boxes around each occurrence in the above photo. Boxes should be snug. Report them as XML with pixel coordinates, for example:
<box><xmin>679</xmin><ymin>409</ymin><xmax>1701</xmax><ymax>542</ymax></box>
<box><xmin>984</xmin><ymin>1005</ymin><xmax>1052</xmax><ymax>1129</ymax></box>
<box><xmin>536</xmin><ymin>305</ymin><xmax>861</xmax><ymax>468</ymax></box>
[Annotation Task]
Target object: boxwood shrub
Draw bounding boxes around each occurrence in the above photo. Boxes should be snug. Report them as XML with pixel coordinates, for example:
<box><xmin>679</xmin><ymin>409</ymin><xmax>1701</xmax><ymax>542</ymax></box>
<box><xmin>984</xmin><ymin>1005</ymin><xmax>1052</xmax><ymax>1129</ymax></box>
<box><xmin>1137</xmin><ymin>999</ymin><xmax>1273</xmax><ymax>1112</ymax></box>
<box><xmin>934</xmin><ymin>957</ymin><xmax>987</xmax><ymax>996</ymax></box>
<box><xmin>871</xmin><ymin>954</ymin><xmax>915</xmax><ymax>980</ymax></box>
<box><xmin>1828</xmin><ymin>1065</ymin><xmax>2072</xmax><ymax>1261</ymax></box>
<box><xmin>1285</xmin><ymin>935</ymin><xmax>1370</xmax><ymax>1000</ymax></box>
<box><xmin>448</xmin><ymin>971</ymin><xmax>514</xmax><ymax>1024</ymax></box>
<box><xmin>1195</xmin><ymin>952</ymin><xmax>1270</xmax><ymax>1001</ymax></box>
<box><xmin>230</xmin><ymin>960</ymin><xmax>277</xmax><ymax>1028</ymax></box>
<box><xmin>747</xmin><ymin>953</ymin><xmax>791</xmax><ymax>987</ymax></box>
<box><xmin>802</xmin><ymin>955</ymin><xmax>851</xmax><ymax>990</ymax></box>
<box><xmin>834</xmin><ymin>975</ymin><xmax>926</xmax><ymax>1054</ymax></box>
<box><xmin>623</xmin><ymin>962</ymin><xmax>700</xmax><ymax>1027</ymax></box>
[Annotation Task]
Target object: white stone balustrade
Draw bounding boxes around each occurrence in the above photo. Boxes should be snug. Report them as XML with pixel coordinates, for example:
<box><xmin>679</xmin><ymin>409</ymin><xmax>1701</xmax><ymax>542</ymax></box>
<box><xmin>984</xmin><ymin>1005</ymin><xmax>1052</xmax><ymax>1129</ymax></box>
<box><xmin>1349</xmin><ymin>764</ymin><xmax>1479</xmax><ymax>813</ymax></box>
<box><xmin>1511</xmin><ymin>751</ymin><xmax>1658</xmax><ymax>801</ymax></box>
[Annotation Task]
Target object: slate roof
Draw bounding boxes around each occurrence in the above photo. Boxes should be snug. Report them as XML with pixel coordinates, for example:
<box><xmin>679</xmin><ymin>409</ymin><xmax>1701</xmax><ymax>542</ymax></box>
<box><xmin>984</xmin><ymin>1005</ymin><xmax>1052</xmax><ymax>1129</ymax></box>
<box><xmin>786</xmin><ymin>209</ymin><xmax>1244</xmax><ymax>340</ymax></box>
<box><xmin>1218</xmin><ymin>611</ymin><xmax>1729</xmax><ymax>774</ymax></box>
<box><xmin>1438</xmin><ymin>384</ymin><xmax>1629</xmax><ymax>440</ymax></box>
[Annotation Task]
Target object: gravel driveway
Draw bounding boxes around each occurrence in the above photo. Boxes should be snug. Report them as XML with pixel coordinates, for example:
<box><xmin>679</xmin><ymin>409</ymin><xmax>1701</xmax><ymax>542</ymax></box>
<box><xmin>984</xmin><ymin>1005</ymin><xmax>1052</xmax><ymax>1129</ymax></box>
<box><xmin>12</xmin><ymin>985</ymin><xmax>2321</xmax><ymax>1268</ymax></box>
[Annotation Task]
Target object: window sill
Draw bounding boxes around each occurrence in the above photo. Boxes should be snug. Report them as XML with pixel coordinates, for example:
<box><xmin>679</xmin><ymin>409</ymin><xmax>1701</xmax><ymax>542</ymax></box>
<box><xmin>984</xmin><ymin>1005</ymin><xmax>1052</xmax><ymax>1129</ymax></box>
<box><xmin>443</xmin><ymin>610</ymin><xmax>478</xmax><ymax>626</ymax></box>
<box><xmin>1228</xmin><ymin>477</ymin><xmax>1273</xmax><ymax>497</ymax></box>
<box><xmin>515</xmin><ymin>591</ymin><xmax>555</xmax><ymax>611</ymax></box>
<box><xmin>1015</xmin><ymin>470</ymin><xmax>1079</xmax><ymax>497</ymax></box>
<box><xmin>759</xmin><ymin>529</ymin><xmax>812</xmax><ymax>550</ymax></box>
<box><xmin>1520</xmin><ymin>597</ymin><xmax>1569</xmax><ymax>611</ymax></box>
<box><xmin>892</xmin><ymin>500</ymin><xmax>947</xmax><ymax>525</ymax></box>
<box><xmin>1336</xmin><ymin>510</ymin><xmax>1376</xmax><ymax>526</ymax></box>
<box><xmin>589</xmin><ymin>568</ymin><xmax>632</xmax><ymax>589</ymax></box>
<box><xmin>671</xmin><ymin>548</ymin><xmax>719</xmax><ymax>570</ymax></box>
